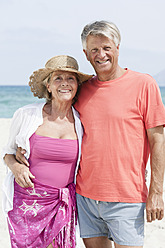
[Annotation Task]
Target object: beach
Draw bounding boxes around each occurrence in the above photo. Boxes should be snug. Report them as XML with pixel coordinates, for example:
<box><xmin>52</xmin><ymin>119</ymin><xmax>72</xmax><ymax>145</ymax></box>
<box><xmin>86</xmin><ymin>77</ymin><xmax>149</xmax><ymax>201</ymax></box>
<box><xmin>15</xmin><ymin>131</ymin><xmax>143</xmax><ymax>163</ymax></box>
<box><xmin>0</xmin><ymin>118</ymin><xmax>165</xmax><ymax>248</ymax></box>
<box><xmin>0</xmin><ymin>119</ymin><xmax>11</xmax><ymax>247</ymax></box>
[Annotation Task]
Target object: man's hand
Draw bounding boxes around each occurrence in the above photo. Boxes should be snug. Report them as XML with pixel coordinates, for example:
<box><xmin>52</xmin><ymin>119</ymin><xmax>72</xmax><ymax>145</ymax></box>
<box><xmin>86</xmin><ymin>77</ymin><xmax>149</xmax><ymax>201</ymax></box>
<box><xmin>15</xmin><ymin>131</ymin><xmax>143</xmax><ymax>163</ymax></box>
<box><xmin>13</xmin><ymin>161</ymin><xmax>35</xmax><ymax>188</ymax></box>
<box><xmin>146</xmin><ymin>192</ymin><xmax>164</xmax><ymax>222</ymax></box>
<box><xmin>16</xmin><ymin>147</ymin><xmax>29</xmax><ymax>167</ymax></box>
<box><xmin>4</xmin><ymin>154</ymin><xmax>35</xmax><ymax>188</ymax></box>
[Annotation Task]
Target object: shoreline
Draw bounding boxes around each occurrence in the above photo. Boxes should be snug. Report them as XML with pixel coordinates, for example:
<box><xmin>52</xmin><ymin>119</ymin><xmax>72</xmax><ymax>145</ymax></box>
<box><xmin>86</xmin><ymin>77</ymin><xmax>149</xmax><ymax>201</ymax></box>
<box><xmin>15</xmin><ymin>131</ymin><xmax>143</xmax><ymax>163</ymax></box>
<box><xmin>0</xmin><ymin>118</ymin><xmax>165</xmax><ymax>247</ymax></box>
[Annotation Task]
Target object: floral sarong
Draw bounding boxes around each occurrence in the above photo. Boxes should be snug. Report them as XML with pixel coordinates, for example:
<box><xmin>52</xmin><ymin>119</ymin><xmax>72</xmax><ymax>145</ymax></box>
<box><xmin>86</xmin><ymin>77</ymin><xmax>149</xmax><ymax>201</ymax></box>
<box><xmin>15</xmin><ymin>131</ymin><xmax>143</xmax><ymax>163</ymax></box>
<box><xmin>7</xmin><ymin>179</ymin><xmax>77</xmax><ymax>248</ymax></box>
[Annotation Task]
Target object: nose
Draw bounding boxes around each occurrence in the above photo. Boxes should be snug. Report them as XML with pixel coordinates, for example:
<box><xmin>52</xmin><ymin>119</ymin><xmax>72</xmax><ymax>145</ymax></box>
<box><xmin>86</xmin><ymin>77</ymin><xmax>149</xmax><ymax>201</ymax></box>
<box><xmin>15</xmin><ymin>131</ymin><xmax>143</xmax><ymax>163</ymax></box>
<box><xmin>98</xmin><ymin>48</ymin><xmax>106</xmax><ymax>58</ymax></box>
<box><xmin>61</xmin><ymin>79</ymin><xmax>68</xmax><ymax>86</ymax></box>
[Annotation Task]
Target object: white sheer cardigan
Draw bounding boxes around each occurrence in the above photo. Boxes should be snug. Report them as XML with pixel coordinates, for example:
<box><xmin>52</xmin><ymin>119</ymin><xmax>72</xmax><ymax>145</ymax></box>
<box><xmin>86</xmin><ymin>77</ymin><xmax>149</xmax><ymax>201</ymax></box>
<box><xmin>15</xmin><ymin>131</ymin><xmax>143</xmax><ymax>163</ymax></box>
<box><xmin>1</xmin><ymin>102</ymin><xmax>83</xmax><ymax>216</ymax></box>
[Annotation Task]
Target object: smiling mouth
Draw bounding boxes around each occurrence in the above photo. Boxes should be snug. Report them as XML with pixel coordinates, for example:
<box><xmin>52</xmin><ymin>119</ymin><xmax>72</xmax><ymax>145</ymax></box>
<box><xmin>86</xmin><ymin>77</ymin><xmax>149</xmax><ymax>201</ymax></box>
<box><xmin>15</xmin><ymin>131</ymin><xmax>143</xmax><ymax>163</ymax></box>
<box><xmin>58</xmin><ymin>89</ymin><xmax>71</xmax><ymax>93</ymax></box>
<box><xmin>96</xmin><ymin>59</ymin><xmax>110</xmax><ymax>64</ymax></box>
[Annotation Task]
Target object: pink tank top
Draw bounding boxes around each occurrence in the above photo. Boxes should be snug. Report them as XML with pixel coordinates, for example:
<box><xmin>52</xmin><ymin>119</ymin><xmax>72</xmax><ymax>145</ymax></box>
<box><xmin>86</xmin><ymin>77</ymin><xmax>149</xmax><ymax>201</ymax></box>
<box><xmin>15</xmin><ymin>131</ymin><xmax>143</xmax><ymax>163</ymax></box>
<box><xmin>28</xmin><ymin>133</ymin><xmax>79</xmax><ymax>188</ymax></box>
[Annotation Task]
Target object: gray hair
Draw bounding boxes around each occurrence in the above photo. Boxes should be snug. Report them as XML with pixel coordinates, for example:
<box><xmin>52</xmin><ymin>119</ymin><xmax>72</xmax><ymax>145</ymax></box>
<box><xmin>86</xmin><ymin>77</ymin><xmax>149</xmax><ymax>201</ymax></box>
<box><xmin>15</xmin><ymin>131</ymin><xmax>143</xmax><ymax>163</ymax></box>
<box><xmin>81</xmin><ymin>20</ymin><xmax>121</xmax><ymax>49</ymax></box>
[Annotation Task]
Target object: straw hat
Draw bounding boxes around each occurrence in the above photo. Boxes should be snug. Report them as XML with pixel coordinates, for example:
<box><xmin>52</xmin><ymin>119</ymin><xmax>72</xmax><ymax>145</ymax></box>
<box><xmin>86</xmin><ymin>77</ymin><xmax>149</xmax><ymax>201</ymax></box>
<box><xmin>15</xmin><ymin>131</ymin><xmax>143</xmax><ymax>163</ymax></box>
<box><xmin>30</xmin><ymin>55</ymin><xmax>93</xmax><ymax>84</ymax></box>
<box><xmin>29</xmin><ymin>55</ymin><xmax>93</xmax><ymax>99</ymax></box>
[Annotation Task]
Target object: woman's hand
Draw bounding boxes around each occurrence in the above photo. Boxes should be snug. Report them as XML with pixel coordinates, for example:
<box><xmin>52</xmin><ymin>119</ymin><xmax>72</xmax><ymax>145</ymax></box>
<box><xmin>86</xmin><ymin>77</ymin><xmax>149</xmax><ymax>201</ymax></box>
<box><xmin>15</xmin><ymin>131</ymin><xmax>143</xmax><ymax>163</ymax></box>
<box><xmin>4</xmin><ymin>154</ymin><xmax>35</xmax><ymax>188</ymax></box>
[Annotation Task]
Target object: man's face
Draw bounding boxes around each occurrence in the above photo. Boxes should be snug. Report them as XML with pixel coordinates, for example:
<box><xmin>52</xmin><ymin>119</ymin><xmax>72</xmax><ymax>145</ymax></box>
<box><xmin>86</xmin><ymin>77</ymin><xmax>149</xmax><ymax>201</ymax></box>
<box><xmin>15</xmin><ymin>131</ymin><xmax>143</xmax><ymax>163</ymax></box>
<box><xmin>84</xmin><ymin>35</ymin><xmax>119</xmax><ymax>80</ymax></box>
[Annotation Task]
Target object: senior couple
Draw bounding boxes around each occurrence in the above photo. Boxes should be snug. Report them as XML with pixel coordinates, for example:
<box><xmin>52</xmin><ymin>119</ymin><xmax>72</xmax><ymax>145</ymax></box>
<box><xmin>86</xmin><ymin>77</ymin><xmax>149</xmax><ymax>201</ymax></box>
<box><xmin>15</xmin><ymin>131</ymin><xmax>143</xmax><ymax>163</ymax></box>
<box><xmin>2</xmin><ymin>20</ymin><xmax>165</xmax><ymax>248</ymax></box>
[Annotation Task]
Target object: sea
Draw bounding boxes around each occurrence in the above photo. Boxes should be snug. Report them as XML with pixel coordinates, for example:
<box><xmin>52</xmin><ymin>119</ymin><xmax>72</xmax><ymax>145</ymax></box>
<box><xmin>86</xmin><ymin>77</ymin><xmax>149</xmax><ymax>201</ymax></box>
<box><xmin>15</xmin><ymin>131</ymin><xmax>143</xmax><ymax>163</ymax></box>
<box><xmin>0</xmin><ymin>86</ymin><xmax>44</xmax><ymax>118</ymax></box>
<box><xmin>0</xmin><ymin>85</ymin><xmax>165</xmax><ymax>118</ymax></box>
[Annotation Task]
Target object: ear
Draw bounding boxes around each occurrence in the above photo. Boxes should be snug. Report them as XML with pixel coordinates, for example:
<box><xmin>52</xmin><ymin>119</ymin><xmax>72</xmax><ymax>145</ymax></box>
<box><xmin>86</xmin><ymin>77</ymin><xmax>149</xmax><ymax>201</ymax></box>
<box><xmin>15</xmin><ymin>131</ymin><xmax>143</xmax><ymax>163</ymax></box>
<box><xmin>46</xmin><ymin>83</ymin><xmax>51</xmax><ymax>93</ymax></box>
<box><xmin>116</xmin><ymin>44</ymin><xmax>120</xmax><ymax>56</ymax></box>
<box><xmin>83</xmin><ymin>49</ymin><xmax>90</xmax><ymax>61</ymax></box>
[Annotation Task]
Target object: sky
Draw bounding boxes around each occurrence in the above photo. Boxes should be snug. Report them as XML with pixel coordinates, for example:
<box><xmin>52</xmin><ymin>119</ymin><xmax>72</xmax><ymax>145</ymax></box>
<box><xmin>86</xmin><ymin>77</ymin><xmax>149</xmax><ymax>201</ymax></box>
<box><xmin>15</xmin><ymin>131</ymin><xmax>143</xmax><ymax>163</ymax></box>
<box><xmin>0</xmin><ymin>0</ymin><xmax>165</xmax><ymax>85</ymax></box>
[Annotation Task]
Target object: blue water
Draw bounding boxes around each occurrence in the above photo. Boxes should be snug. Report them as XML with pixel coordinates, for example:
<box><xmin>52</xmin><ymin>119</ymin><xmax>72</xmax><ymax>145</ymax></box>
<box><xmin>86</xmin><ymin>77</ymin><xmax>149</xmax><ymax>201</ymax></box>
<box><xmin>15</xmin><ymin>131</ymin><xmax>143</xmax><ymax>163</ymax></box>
<box><xmin>0</xmin><ymin>86</ymin><xmax>44</xmax><ymax>118</ymax></box>
<box><xmin>0</xmin><ymin>85</ymin><xmax>165</xmax><ymax>118</ymax></box>
<box><xmin>160</xmin><ymin>86</ymin><xmax>165</xmax><ymax>104</ymax></box>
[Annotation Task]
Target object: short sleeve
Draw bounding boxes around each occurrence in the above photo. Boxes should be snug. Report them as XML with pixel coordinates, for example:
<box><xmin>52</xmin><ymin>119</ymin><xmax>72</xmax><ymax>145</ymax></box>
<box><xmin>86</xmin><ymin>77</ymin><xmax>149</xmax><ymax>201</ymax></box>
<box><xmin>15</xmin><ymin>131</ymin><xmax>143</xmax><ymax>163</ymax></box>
<box><xmin>142</xmin><ymin>78</ymin><xmax>165</xmax><ymax>129</ymax></box>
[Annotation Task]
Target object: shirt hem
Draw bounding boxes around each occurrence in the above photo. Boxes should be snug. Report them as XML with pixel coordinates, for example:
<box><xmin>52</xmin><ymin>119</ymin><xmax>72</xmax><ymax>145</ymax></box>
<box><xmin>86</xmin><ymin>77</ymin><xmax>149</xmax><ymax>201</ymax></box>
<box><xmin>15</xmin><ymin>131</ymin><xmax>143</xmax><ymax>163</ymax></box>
<box><xmin>76</xmin><ymin>190</ymin><xmax>147</xmax><ymax>203</ymax></box>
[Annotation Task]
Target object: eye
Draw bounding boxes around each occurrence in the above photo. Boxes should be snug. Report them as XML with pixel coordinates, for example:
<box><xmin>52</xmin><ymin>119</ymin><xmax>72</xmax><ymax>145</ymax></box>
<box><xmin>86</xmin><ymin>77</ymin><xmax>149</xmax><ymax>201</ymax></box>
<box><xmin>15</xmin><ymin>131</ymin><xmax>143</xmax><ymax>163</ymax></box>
<box><xmin>104</xmin><ymin>47</ymin><xmax>111</xmax><ymax>51</ymax></box>
<box><xmin>91</xmin><ymin>48</ymin><xmax>98</xmax><ymax>53</ymax></box>
<box><xmin>54</xmin><ymin>76</ymin><xmax>61</xmax><ymax>81</ymax></box>
<box><xmin>68</xmin><ymin>76</ymin><xmax>75</xmax><ymax>81</ymax></box>
<box><xmin>67</xmin><ymin>75</ymin><xmax>77</xmax><ymax>82</ymax></box>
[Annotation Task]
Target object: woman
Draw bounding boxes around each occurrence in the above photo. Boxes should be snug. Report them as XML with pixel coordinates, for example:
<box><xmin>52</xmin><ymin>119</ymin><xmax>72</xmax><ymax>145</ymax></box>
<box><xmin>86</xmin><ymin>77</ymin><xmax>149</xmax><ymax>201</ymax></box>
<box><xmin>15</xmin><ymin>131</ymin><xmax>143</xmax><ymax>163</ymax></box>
<box><xmin>2</xmin><ymin>55</ymin><xmax>92</xmax><ymax>248</ymax></box>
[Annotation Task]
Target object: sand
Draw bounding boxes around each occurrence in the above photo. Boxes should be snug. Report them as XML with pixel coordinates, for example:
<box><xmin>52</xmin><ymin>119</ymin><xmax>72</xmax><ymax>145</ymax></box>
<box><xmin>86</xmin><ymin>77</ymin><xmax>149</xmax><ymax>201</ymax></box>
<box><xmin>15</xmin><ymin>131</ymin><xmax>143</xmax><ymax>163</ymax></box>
<box><xmin>0</xmin><ymin>118</ymin><xmax>165</xmax><ymax>247</ymax></box>
<box><xmin>0</xmin><ymin>119</ymin><xmax>11</xmax><ymax>247</ymax></box>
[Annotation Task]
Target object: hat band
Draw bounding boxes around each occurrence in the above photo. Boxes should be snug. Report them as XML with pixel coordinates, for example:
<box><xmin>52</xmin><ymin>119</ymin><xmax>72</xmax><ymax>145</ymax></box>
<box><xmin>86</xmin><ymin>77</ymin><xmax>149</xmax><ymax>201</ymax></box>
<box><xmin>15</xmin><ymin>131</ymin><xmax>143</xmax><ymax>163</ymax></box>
<box><xmin>56</xmin><ymin>65</ymin><xmax>78</xmax><ymax>70</ymax></box>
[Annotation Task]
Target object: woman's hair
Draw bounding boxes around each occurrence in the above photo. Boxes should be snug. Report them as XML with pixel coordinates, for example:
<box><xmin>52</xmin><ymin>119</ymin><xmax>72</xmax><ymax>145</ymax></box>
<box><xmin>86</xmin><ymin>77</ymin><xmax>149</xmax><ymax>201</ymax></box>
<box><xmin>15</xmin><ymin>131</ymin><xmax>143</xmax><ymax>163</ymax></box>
<box><xmin>29</xmin><ymin>72</ymin><xmax>52</xmax><ymax>102</ymax></box>
<box><xmin>29</xmin><ymin>72</ymin><xmax>81</xmax><ymax>104</ymax></box>
<box><xmin>81</xmin><ymin>20</ymin><xmax>121</xmax><ymax>49</ymax></box>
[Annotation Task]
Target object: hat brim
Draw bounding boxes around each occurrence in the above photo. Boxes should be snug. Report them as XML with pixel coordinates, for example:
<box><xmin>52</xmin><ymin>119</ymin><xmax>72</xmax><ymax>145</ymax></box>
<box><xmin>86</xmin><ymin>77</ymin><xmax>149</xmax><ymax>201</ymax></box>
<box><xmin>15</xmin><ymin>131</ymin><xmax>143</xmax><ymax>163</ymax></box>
<box><xmin>30</xmin><ymin>68</ymin><xmax>93</xmax><ymax>85</ymax></box>
<box><xmin>52</xmin><ymin>68</ymin><xmax>93</xmax><ymax>83</ymax></box>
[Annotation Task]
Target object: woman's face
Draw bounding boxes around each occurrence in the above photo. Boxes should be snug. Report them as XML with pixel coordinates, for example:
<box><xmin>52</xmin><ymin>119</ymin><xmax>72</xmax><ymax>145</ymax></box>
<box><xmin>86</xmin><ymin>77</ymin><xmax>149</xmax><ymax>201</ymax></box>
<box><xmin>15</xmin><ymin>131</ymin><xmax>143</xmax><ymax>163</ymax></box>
<box><xmin>47</xmin><ymin>71</ymin><xmax>78</xmax><ymax>104</ymax></box>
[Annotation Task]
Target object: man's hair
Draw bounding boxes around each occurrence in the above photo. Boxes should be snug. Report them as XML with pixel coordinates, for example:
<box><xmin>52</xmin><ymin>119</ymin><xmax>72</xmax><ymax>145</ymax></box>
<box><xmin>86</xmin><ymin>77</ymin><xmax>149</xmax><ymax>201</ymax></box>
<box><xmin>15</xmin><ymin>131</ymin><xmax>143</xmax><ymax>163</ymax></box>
<box><xmin>81</xmin><ymin>20</ymin><xmax>121</xmax><ymax>49</ymax></box>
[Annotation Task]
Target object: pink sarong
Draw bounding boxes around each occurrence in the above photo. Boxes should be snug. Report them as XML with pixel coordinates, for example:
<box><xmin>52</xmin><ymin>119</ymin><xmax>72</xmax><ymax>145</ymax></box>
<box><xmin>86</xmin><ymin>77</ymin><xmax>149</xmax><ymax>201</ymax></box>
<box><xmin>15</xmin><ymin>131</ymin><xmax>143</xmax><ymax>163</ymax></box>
<box><xmin>7</xmin><ymin>179</ymin><xmax>77</xmax><ymax>248</ymax></box>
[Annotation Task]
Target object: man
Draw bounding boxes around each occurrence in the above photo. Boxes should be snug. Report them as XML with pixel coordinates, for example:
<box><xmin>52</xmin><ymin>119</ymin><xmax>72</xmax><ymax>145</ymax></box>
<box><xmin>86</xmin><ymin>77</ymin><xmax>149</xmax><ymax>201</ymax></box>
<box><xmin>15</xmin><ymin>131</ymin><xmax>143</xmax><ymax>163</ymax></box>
<box><xmin>15</xmin><ymin>21</ymin><xmax>165</xmax><ymax>247</ymax></box>
<box><xmin>74</xmin><ymin>21</ymin><xmax>165</xmax><ymax>248</ymax></box>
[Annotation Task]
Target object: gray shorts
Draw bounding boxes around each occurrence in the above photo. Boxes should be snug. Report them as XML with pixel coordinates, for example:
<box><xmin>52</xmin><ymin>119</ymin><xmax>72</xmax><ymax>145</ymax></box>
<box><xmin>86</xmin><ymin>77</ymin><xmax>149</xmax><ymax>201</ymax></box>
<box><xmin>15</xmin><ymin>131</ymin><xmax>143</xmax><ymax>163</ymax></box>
<box><xmin>76</xmin><ymin>194</ymin><xmax>145</xmax><ymax>246</ymax></box>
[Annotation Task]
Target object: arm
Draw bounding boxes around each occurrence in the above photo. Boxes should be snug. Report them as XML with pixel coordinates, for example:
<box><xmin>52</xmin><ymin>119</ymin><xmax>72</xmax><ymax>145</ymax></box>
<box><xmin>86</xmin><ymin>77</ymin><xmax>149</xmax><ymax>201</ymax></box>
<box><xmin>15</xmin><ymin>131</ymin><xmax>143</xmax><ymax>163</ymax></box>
<box><xmin>146</xmin><ymin>125</ymin><xmax>165</xmax><ymax>222</ymax></box>
<box><xmin>16</xmin><ymin>147</ymin><xmax>30</xmax><ymax>167</ymax></box>
<box><xmin>4</xmin><ymin>154</ymin><xmax>35</xmax><ymax>188</ymax></box>
<box><xmin>2</xmin><ymin>108</ymin><xmax>34</xmax><ymax>188</ymax></box>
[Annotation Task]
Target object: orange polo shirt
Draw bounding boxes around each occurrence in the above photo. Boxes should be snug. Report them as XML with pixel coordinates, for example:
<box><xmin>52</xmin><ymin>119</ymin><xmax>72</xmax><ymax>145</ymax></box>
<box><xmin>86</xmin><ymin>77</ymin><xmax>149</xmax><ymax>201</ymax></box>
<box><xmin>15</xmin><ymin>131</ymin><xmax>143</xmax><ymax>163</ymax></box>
<box><xmin>74</xmin><ymin>69</ymin><xmax>165</xmax><ymax>203</ymax></box>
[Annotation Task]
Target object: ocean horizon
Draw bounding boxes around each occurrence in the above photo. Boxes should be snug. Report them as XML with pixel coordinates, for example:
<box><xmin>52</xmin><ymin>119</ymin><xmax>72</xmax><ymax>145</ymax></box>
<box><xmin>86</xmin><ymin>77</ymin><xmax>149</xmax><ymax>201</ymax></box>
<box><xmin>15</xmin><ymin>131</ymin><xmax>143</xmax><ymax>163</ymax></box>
<box><xmin>0</xmin><ymin>85</ymin><xmax>165</xmax><ymax>118</ymax></box>
<box><xmin>0</xmin><ymin>85</ymin><xmax>44</xmax><ymax>118</ymax></box>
